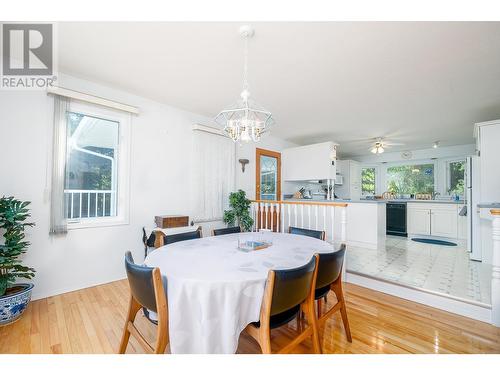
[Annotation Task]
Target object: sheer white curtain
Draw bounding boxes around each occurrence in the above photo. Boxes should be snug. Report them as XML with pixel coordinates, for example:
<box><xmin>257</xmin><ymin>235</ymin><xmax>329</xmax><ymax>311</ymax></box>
<box><xmin>192</xmin><ymin>130</ymin><xmax>235</xmax><ymax>222</ymax></box>
<box><xmin>49</xmin><ymin>95</ymin><xmax>69</xmax><ymax>234</ymax></box>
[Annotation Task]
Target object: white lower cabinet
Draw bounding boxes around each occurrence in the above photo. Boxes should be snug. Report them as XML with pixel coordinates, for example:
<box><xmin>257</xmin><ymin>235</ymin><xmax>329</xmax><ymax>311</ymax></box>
<box><xmin>407</xmin><ymin>207</ymin><xmax>431</xmax><ymax>235</ymax></box>
<box><xmin>407</xmin><ymin>203</ymin><xmax>459</xmax><ymax>238</ymax></box>
<box><xmin>430</xmin><ymin>208</ymin><xmax>458</xmax><ymax>238</ymax></box>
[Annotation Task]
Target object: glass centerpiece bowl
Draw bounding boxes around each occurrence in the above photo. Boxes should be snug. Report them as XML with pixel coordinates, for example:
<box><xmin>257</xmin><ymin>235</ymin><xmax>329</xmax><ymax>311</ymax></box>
<box><xmin>237</xmin><ymin>231</ymin><xmax>273</xmax><ymax>252</ymax></box>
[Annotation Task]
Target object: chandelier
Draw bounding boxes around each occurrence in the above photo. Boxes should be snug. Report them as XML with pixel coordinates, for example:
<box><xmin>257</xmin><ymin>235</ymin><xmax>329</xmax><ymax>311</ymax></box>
<box><xmin>214</xmin><ymin>25</ymin><xmax>274</xmax><ymax>143</ymax></box>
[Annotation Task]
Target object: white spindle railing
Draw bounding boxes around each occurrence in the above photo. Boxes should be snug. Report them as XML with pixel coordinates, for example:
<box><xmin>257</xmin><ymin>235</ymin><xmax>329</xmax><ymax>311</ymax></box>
<box><xmin>64</xmin><ymin>189</ymin><xmax>116</xmax><ymax>219</ymax></box>
<box><xmin>250</xmin><ymin>200</ymin><xmax>348</xmax><ymax>244</ymax></box>
<box><xmin>491</xmin><ymin>209</ymin><xmax>500</xmax><ymax>326</ymax></box>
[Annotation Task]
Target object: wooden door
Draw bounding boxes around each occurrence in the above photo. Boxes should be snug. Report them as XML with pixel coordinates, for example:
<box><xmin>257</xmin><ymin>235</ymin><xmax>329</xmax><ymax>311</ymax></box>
<box><xmin>256</xmin><ymin>148</ymin><xmax>281</xmax><ymax>231</ymax></box>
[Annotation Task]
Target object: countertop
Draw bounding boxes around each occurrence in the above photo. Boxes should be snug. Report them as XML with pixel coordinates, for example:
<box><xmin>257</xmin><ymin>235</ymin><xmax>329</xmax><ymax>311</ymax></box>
<box><xmin>283</xmin><ymin>198</ymin><xmax>384</xmax><ymax>204</ymax></box>
<box><xmin>389</xmin><ymin>199</ymin><xmax>464</xmax><ymax>204</ymax></box>
<box><xmin>283</xmin><ymin>198</ymin><xmax>464</xmax><ymax>204</ymax></box>
<box><xmin>477</xmin><ymin>202</ymin><xmax>500</xmax><ymax>209</ymax></box>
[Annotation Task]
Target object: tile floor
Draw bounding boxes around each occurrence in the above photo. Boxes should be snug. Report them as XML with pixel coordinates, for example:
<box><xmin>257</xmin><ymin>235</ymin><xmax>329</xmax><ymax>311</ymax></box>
<box><xmin>346</xmin><ymin>235</ymin><xmax>492</xmax><ymax>305</ymax></box>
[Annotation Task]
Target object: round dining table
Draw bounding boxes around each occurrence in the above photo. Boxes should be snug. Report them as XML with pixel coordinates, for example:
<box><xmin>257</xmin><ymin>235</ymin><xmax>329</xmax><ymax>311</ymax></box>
<box><xmin>144</xmin><ymin>231</ymin><xmax>335</xmax><ymax>354</ymax></box>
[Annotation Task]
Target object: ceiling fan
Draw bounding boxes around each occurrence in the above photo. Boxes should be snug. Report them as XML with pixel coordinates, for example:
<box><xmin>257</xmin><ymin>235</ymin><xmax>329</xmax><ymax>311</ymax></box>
<box><xmin>370</xmin><ymin>137</ymin><xmax>405</xmax><ymax>154</ymax></box>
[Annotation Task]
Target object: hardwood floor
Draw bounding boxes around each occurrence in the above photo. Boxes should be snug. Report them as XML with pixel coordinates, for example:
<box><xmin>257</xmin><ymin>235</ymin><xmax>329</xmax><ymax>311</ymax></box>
<box><xmin>1</xmin><ymin>280</ymin><xmax>499</xmax><ymax>354</ymax></box>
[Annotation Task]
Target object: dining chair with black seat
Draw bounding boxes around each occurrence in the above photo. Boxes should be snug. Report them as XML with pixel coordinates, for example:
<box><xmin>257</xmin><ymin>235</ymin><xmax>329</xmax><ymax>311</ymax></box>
<box><xmin>244</xmin><ymin>255</ymin><xmax>322</xmax><ymax>354</ymax></box>
<box><xmin>119</xmin><ymin>251</ymin><xmax>169</xmax><ymax>354</ymax></box>
<box><xmin>314</xmin><ymin>243</ymin><xmax>352</xmax><ymax>343</ymax></box>
<box><xmin>288</xmin><ymin>226</ymin><xmax>326</xmax><ymax>241</ymax></box>
<box><xmin>212</xmin><ymin>226</ymin><xmax>241</xmax><ymax>236</ymax></box>
<box><xmin>154</xmin><ymin>226</ymin><xmax>202</xmax><ymax>247</ymax></box>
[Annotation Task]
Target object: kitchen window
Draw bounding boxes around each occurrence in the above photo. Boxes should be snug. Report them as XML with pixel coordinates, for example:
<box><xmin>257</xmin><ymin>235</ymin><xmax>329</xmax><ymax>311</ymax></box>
<box><xmin>64</xmin><ymin>102</ymin><xmax>131</xmax><ymax>228</ymax></box>
<box><xmin>386</xmin><ymin>163</ymin><xmax>434</xmax><ymax>195</ymax></box>
<box><xmin>361</xmin><ymin>167</ymin><xmax>376</xmax><ymax>196</ymax></box>
<box><xmin>446</xmin><ymin>159</ymin><xmax>465</xmax><ymax>197</ymax></box>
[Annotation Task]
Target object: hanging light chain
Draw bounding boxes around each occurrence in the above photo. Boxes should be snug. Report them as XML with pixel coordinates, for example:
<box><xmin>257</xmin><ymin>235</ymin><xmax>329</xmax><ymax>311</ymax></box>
<box><xmin>242</xmin><ymin>33</ymin><xmax>249</xmax><ymax>92</ymax></box>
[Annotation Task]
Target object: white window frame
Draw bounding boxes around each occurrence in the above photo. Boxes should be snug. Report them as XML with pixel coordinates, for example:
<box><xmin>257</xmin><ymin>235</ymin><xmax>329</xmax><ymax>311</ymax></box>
<box><xmin>445</xmin><ymin>158</ymin><xmax>466</xmax><ymax>198</ymax></box>
<box><xmin>65</xmin><ymin>101</ymin><xmax>131</xmax><ymax>230</ymax></box>
<box><xmin>360</xmin><ymin>166</ymin><xmax>378</xmax><ymax>196</ymax></box>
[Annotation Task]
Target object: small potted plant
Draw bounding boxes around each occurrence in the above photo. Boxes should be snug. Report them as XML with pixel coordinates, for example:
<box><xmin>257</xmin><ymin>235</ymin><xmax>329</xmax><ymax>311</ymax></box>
<box><xmin>223</xmin><ymin>190</ymin><xmax>254</xmax><ymax>231</ymax></box>
<box><xmin>0</xmin><ymin>196</ymin><xmax>35</xmax><ymax>326</ymax></box>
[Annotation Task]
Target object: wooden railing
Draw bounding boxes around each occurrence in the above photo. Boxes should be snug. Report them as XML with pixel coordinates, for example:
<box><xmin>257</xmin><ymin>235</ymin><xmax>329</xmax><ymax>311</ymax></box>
<box><xmin>64</xmin><ymin>189</ymin><xmax>116</xmax><ymax>219</ymax></box>
<box><xmin>250</xmin><ymin>200</ymin><xmax>348</xmax><ymax>243</ymax></box>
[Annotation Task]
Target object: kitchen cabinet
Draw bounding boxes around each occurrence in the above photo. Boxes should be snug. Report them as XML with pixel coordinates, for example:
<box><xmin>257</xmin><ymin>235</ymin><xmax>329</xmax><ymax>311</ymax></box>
<box><xmin>407</xmin><ymin>203</ymin><xmax>458</xmax><ymax>238</ymax></box>
<box><xmin>282</xmin><ymin>141</ymin><xmax>337</xmax><ymax>181</ymax></box>
<box><xmin>335</xmin><ymin>160</ymin><xmax>360</xmax><ymax>200</ymax></box>
<box><xmin>407</xmin><ymin>207</ymin><xmax>431</xmax><ymax>235</ymax></box>
<box><xmin>431</xmin><ymin>208</ymin><xmax>458</xmax><ymax>238</ymax></box>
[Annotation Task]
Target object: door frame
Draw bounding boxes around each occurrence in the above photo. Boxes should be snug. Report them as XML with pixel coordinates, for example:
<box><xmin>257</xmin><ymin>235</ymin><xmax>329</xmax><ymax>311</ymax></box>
<box><xmin>255</xmin><ymin>148</ymin><xmax>281</xmax><ymax>201</ymax></box>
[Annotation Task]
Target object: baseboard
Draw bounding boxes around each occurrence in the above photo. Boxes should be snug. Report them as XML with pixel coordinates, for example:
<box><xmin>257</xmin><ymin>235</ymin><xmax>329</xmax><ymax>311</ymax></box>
<box><xmin>346</xmin><ymin>271</ymin><xmax>492</xmax><ymax>324</ymax></box>
<box><xmin>30</xmin><ymin>276</ymin><xmax>126</xmax><ymax>301</ymax></box>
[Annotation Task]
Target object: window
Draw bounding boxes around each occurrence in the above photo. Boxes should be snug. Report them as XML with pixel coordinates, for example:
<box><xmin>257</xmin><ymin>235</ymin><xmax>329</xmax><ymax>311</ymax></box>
<box><xmin>64</xmin><ymin>102</ymin><xmax>130</xmax><ymax>228</ymax></box>
<box><xmin>386</xmin><ymin>163</ymin><xmax>434</xmax><ymax>194</ymax></box>
<box><xmin>361</xmin><ymin>167</ymin><xmax>376</xmax><ymax>196</ymax></box>
<box><xmin>447</xmin><ymin>160</ymin><xmax>465</xmax><ymax>197</ymax></box>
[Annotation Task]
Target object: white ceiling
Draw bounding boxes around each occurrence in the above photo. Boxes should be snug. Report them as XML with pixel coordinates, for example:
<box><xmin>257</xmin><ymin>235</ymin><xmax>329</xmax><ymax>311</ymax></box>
<box><xmin>58</xmin><ymin>22</ymin><xmax>500</xmax><ymax>157</ymax></box>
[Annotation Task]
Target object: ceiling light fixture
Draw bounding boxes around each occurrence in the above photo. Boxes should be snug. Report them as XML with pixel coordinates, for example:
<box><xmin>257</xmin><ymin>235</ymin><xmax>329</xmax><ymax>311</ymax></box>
<box><xmin>214</xmin><ymin>25</ymin><xmax>274</xmax><ymax>143</ymax></box>
<box><xmin>371</xmin><ymin>142</ymin><xmax>385</xmax><ymax>154</ymax></box>
<box><xmin>433</xmin><ymin>141</ymin><xmax>440</xmax><ymax>149</ymax></box>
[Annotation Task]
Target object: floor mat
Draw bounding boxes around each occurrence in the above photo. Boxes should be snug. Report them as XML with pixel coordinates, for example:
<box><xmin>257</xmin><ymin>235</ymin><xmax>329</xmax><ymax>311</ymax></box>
<box><xmin>411</xmin><ymin>238</ymin><xmax>457</xmax><ymax>246</ymax></box>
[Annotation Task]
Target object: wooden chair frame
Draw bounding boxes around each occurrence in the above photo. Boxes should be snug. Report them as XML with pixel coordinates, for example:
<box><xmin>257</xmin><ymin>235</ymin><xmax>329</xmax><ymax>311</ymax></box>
<box><xmin>118</xmin><ymin>267</ymin><xmax>169</xmax><ymax>354</ymax></box>
<box><xmin>316</xmin><ymin>269</ymin><xmax>352</xmax><ymax>343</ymax></box>
<box><xmin>245</xmin><ymin>254</ymin><xmax>322</xmax><ymax>354</ymax></box>
<box><xmin>288</xmin><ymin>227</ymin><xmax>326</xmax><ymax>241</ymax></box>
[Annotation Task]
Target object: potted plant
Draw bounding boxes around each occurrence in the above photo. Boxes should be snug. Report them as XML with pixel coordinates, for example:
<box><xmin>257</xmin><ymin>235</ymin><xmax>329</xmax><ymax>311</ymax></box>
<box><xmin>223</xmin><ymin>190</ymin><xmax>254</xmax><ymax>231</ymax></box>
<box><xmin>0</xmin><ymin>196</ymin><xmax>35</xmax><ymax>326</ymax></box>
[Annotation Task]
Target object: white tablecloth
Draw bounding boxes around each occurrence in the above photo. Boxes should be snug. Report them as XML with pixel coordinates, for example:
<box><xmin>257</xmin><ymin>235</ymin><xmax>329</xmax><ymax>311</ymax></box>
<box><xmin>144</xmin><ymin>232</ymin><xmax>334</xmax><ymax>353</ymax></box>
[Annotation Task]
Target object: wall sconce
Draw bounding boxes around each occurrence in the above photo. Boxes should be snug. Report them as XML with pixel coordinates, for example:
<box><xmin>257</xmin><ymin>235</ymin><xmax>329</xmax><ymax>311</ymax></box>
<box><xmin>239</xmin><ymin>159</ymin><xmax>249</xmax><ymax>173</ymax></box>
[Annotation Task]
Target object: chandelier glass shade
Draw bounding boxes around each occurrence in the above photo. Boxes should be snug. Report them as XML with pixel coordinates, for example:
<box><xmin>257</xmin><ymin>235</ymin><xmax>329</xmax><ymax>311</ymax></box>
<box><xmin>214</xmin><ymin>26</ymin><xmax>274</xmax><ymax>143</ymax></box>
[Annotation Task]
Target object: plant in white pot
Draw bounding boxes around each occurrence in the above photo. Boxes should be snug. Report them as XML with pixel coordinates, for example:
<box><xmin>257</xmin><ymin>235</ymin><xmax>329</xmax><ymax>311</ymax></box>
<box><xmin>0</xmin><ymin>196</ymin><xmax>35</xmax><ymax>326</ymax></box>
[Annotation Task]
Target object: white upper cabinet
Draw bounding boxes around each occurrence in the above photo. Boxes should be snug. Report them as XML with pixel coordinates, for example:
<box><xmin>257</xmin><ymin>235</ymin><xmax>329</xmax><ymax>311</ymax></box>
<box><xmin>282</xmin><ymin>141</ymin><xmax>337</xmax><ymax>181</ymax></box>
<box><xmin>334</xmin><ymin>160</ymin><xmax>360</xmax><ymax>200</ymax></box>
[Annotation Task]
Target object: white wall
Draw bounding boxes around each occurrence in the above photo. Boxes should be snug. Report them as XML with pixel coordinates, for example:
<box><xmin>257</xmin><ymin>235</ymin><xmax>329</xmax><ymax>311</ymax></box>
<box><xmin>235</xmin><ymin>136</ymin><xmax>297</xmax><ymax>200</ymax></box>
<box><xmin>0</xmin><ymin>73</ymin><xmax>226</xmax><ymax>300</ymax></box>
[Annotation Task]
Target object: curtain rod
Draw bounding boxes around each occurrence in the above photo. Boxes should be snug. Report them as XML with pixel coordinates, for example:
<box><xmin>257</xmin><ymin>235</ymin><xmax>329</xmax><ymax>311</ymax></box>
<box><xmin>47</xmin><ymin>86</ymin><xmax>139</xmax><ymax>114</ymax></box>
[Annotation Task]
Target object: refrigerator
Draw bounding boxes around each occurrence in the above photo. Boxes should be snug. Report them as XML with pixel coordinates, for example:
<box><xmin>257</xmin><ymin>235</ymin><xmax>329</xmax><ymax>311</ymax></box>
<box><xmin>466</xmin><ymin>155</ymin><xmax>482</xmax><ymax>261</ymax></box>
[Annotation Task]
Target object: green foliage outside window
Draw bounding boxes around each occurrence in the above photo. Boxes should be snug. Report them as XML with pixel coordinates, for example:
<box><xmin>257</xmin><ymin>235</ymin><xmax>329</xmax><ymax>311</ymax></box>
<box><xmin>387</xmin><ymin>164</ymin><xmax>434</xmax><ymax>194</ymax></box>
<box><xmin>362</xmin><ymin>168</ymin><xmax>376</xmax><ymax>195</ymax></box>
<box><xmin>448</xmin><ymin>160</ymin><xmax>465</xmax><ymax>196</ymax></box>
